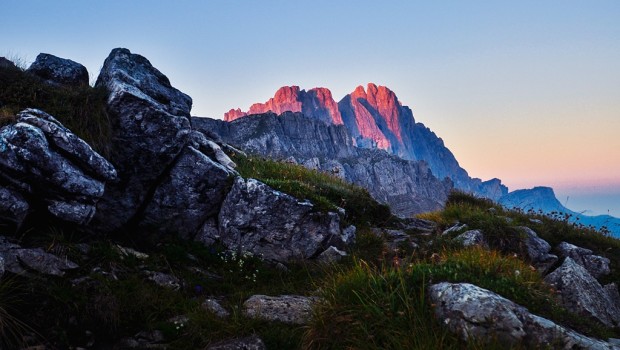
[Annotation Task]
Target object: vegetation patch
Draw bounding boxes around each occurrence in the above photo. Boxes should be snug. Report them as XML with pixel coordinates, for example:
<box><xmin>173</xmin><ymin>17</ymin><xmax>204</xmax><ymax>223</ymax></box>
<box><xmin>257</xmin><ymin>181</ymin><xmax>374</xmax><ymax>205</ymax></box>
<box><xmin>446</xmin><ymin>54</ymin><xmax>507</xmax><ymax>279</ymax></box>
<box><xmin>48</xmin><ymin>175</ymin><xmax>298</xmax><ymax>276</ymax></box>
<box><xmin>0</xmin><ymin>64</ymin><xmax>111</xmax><ymax>156</ymax></box>
<box><xmin>232</xmin><ymin>154</ymin><xmax>392</xmax><ymax>227</ymax></box>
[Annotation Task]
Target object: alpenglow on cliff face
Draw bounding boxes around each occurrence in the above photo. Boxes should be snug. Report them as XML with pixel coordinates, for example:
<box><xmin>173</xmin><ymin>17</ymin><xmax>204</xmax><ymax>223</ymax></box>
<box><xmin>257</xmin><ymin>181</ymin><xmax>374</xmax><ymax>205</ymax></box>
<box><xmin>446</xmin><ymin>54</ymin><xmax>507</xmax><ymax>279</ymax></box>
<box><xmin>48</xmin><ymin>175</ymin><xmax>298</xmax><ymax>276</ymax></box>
<box><xmin>223</xmin><ymin>83</ymin><xmax>507</xmax><ymax>201</ymax></box>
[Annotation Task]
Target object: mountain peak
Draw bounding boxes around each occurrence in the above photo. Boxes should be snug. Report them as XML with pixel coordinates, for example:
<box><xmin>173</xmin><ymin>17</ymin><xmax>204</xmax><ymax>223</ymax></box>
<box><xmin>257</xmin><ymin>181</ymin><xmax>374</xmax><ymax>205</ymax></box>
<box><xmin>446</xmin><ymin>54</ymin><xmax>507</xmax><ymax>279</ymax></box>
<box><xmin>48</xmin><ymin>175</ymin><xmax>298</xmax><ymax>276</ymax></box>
<box><xmin>223</xmin><ymin>85</ymin><xmax>343</xmax><ymax>125</ymax></box>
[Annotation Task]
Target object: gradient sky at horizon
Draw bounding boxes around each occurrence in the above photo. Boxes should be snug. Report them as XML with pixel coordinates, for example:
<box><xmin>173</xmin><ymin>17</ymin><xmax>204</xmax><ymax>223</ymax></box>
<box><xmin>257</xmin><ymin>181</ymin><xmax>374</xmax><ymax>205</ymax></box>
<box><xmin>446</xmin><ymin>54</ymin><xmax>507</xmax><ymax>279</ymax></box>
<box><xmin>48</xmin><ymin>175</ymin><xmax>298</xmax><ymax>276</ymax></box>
<box><xmin>2</xmin><ymin>1</ymin><xmax>619</xmax><ymax>215</ymax></box>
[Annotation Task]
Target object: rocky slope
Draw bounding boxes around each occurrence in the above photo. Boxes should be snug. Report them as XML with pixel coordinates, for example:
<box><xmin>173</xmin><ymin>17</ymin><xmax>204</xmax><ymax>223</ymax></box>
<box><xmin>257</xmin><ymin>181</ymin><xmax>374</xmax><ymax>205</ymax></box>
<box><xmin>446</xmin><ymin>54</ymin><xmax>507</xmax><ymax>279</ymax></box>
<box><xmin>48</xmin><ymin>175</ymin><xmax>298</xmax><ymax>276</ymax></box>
<box><xmin>0</xmin><ymin>49</ymin><xmax>352</xmax><ymax>264</ymax></box>
<box><xmin>500</xmin><ymin>187</ymin><xmax>620</xmax><ymax>237</ymax></box>
<box><xmin>1</xmin><ymin>50</ymin><xmax>619</xmax><ymax>349</ymax></box>
<box><xmin>194</xmin><ymin>112</ymin><xmax>451</xmax><ymax>216</ymax></box>
<box><xmin>223</xmin><ymin>83</ymin><xmax>507</xmax><ymax>201</ymax></box>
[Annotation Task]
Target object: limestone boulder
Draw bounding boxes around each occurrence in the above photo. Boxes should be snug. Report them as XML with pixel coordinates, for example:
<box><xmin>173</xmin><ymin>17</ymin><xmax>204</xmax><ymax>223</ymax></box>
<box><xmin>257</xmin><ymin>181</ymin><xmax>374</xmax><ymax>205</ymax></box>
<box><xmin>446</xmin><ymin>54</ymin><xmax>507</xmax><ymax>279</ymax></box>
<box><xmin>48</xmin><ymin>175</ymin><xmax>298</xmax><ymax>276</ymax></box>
<box><xmin>27</xmin><ymin>53</ymin><xmax>89</xmax><ymax>87</ymax></box>
<box><xmin>216</xmin><ymin>178</ymin><xmax>350</xmax><ymax>263</ymax></box>
<box><xmin>556</xmin><ymin>241</ymin><xmax>610</xmax><ymax>279</ymax></box>
<box><xmin>519</xmin><ymin>226</ymin><xmax>558</xmax><ymax>274</ymax></box>
<box><xmin>243</xmin><ymin>295</ymin><xmax>319</xmax><ymax>325</ymax></box>
<box><xmin>92</xmin><ymin>48</ymin><xmax>192</xmax><ymax>231</ymax></box>
<box><xmin>544</xmin><ymin>257</ymin><xmax>620</xmax><ymax>328</ymax></box>
<box><xmin>0</xmin><ymin>109</ymin><xmax>116</xmax><ymax>225</ymax></box>
<box><xmin>430</xmin><ymin>282</ymin><xmax>619</xmax><ymax>349</ymax></box>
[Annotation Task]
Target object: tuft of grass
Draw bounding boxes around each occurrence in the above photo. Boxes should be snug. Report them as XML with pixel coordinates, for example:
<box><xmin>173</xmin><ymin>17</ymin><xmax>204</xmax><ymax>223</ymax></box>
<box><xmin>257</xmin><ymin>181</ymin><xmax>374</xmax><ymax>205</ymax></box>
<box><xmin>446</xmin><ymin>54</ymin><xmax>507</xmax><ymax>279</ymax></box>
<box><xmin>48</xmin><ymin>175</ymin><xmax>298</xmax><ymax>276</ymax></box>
<box><xmin>0</xmin><ymin>278</ymin><xmax>39</xmax><ymax>349</ymax></box>
<box><xmin>232</xmin><ymin>155</ymin><xmax>392</xmax><ymax>227</ymax></box>
<box><xmin>303</xmin><ymin>260</ymin><xmax>463</xmax><ymax>350</ymax></box>
<box><xmin>0</xmin><ymin>65</ymin><xmax>111</xmax><ymax>156</ymax></box>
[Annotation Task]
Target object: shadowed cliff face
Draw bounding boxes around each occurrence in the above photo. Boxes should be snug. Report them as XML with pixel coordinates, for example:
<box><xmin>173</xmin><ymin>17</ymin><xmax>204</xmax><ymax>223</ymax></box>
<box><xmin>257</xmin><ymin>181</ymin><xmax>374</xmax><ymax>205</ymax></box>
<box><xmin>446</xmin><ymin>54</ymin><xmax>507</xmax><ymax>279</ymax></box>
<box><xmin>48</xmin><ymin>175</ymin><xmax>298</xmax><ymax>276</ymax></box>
<box><xmin>224</xmin><ymin>86</ymin><xmax>343</xmax><ymax>125</ymax></box>
<box><xmin>222</xmin><ymin>83</ymin><xmax>508</xmax><ymax>201</ymax></box>
<box><xmin>194</xmin><ymin>113</ymin><xmax>452</xmax><ymax>216</ymax></box>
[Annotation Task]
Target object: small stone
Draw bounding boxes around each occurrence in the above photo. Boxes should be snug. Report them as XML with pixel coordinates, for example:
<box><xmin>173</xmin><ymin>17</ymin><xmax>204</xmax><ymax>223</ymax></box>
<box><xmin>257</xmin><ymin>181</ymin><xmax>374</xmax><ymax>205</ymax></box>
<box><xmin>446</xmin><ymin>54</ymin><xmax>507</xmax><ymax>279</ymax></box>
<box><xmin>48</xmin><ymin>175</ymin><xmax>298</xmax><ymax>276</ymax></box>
<box><xmin>243</xmin><ymin>295</ymin><xmax>320</xmax><ymax>325</ymax></box>
<box><xmin>316</xmin><ymin>246</ymin><xmax>347</xmax><ymax>264</ymax></box>
<box><xmin>202</xmin><ymin>298</ymin><xmax>230</xmax><ymax>318</ymax></box>
<box><xmin>145</xmin><ymin>271</ymin><xmax>181</xmax><ymax>291</ymax></box>
<box><xmin>207</xmin><ymin>335</ymin><xmax>266</xmax><ymax>350</ymax></box>
<box><xmin>454</xmin><ymin>230</ymin><xmax>487</xmax><ymax>248</ymax></box>
<box><xmin>442</xmin><ymin>223</ymin><xmax>468</xmax><ymax>236</ymax></box>
<box><xmin>115</xmin><ymin>245</ymin><xmax>149</xmax><ymax>259</ymax></box>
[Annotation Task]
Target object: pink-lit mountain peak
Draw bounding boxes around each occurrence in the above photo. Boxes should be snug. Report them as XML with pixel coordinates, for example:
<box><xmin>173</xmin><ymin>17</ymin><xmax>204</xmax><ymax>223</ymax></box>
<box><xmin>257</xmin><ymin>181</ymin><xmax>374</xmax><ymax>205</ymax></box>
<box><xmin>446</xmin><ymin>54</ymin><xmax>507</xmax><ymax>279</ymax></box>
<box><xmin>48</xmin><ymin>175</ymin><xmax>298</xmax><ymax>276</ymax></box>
<box><xmin>346</xmin><ymin>83</ymin><xmax>405</xmax><ymax>143</ymax></box>
<box><xmin>223</xmin><ymin>85</ymin><xmax>343</xmax><ymax>125</ymax></box>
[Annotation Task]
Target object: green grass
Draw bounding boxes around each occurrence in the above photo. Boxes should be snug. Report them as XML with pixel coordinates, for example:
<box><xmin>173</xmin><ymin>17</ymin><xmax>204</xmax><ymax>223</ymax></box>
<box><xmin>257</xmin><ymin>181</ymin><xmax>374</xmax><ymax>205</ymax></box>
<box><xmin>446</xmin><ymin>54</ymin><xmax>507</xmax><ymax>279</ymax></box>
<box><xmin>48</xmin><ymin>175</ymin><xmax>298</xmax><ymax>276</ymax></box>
<box><xmin>430</xmin><ymin>191</ymin><xmax>620</xmax><ymax>285</ymax></box>
<box><xmin>304</xmin><ymin>246</ymin><xmax>618</xmax><ymax>349</ymax></box>
<box><xmin>232</xmin><ymin>154</ymin><xmax>393</xmax><ymax>227</ymax></box>
<box><xmin>5</xmin><ymin>189</ymin><xmax>620</xmax><ymax>348</ymax></box>
<box><xmin>3</xmin><ymin>70</ymin><xmax>620</xmax><ymax>350</ymax></box>
<box><xmin>0</xmin><ymin>64</ymin><xmax>111</xmax><ymax>156</ymax></box>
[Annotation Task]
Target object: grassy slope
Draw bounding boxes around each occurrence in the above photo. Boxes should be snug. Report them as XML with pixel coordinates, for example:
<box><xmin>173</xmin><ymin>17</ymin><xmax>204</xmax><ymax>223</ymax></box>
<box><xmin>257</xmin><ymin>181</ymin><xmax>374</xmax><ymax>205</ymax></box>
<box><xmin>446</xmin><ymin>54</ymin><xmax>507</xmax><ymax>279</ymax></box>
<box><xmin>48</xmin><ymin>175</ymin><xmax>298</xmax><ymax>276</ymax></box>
<box><xmin>1</xmin><ymin>65</ymin><xmax>619</xmax><ymax>348</ymax></box>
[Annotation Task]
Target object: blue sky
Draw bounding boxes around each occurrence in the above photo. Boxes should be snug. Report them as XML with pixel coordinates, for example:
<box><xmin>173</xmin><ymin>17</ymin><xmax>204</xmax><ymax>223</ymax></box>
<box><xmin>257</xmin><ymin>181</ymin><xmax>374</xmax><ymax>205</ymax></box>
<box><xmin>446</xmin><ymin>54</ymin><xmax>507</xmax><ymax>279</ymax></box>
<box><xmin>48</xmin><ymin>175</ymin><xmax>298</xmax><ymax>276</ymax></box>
<box><xmin>2</xmin><ymin>1</ymin><xmax>619</xmax><ymax>215</ymax></box>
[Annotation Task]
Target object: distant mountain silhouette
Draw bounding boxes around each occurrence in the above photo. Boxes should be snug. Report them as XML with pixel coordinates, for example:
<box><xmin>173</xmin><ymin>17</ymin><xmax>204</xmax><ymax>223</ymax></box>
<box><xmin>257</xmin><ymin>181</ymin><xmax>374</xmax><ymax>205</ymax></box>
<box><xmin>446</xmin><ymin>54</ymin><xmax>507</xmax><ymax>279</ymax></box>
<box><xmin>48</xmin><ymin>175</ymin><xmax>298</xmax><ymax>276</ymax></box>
<box><xmin>500</xmin><ymin>187</ymin><xmax>620</xmax><ymax>237</ymax></box>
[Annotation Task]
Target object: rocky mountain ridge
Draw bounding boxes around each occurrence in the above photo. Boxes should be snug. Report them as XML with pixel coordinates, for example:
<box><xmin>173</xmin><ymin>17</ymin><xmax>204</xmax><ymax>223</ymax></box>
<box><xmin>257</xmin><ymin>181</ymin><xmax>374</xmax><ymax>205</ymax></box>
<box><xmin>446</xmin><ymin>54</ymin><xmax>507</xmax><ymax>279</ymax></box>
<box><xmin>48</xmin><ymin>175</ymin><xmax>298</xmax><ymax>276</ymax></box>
<box><xmin>222</xmin><ymin>83</ymin><xmax>508</xmax><ymax>201</ymax></box>
<box><xmin>195</xmin><ymin>112</ymin><xmax>451</xmax><ymax>216</ymax></box>
<box><xmin>224</xmin><ymin>86</ymin><xmax>343</xmax><ymax>125</ymax></box>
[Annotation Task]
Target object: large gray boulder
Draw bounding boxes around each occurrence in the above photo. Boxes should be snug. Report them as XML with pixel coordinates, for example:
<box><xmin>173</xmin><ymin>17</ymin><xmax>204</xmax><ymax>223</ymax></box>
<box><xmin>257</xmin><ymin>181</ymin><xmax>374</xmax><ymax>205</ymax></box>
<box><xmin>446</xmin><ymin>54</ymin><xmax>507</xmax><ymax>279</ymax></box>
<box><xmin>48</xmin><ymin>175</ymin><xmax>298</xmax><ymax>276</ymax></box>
<box><xmin>430</xmin><ymin>282</ymin><xmax>619</xmax><ymax>349</ymax></box>
<box><xmin>519</xmin><ymin>226</ymin><xmax>558</xmax><ymax>274</ymax></box>
<box><xmin>92</xmin><ymin>48</ymin><xmax>192</xmax><ymax>231</ymax></box>
<box><xmin>0</xmin><ymin>109</ymin><xmax>116</xmax><ymax>225</ymax></box>
<box><xmin>544</xmin><ymin>257</ymin><xmax>620</xmax><ymax>328</ymax></box>
<box><xmin>556</xmin><ymin>241</ymin><xmax>610</xmax><ymax>279</ymax></box>
<box><xmin>27</xmin><ymin>53</ymin><xmax>89</xmax><ymax>87</ymax></box>
<box><xmin>215</xmin><ymin>177</ymin><xmax>349</xmax><ymax>263</ymax></box>
<box><xmin>140</xmin><ymin>132</ymin><xmax>237</xmax><ymax>238</ymax></box>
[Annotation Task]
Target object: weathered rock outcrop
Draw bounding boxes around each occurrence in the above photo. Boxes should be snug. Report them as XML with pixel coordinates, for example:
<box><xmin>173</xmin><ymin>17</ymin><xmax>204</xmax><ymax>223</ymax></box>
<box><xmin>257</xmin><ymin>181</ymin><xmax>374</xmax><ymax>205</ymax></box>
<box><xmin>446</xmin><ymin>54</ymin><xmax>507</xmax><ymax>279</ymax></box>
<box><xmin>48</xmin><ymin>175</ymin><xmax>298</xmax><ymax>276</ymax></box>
<box><xmin>556</xmin><ymin>241</ymin><xmax>610</xmax><ymax>278</ymax></box>
<box><xmin>519</xmin><ymin>226</ymin><xmax>558</xmax><ymax>273</ymax></box>
<box><xmin>430</xmin><ymin>282</ymin><xmax>619</xmax><ymax>349</ymax></box>
<box><xmin>27</xmin><ymin>53</ymin><xmax>89</xmax><ymax>87</ymax></box>
<box><xmin>92</xmin><ymin>48</ymin><xmax>193</xmax><ymax>231</ymax></box>
<box><xmin>214</xmin><ymin>178</ymin><xmax>349</xmax><ymax>263</ymax></box>
<box><xmin>0</xmin><ymin>108</ymin><xmax>116</xmax><ymax>226</ymax></box>
<box><xmin>224</xmin><ymin>86</ymin><xmax>343</xmax><ymax>125</ymax></box>
<box><xmin>0</xmin><ymin>236</ymin><xmax>78</xmax><ymax>276</ymax></box>
<box><xmin>140</xmin><ymin>131</ymin><xmax>237</xmax><ymax>238</ymax></box>
<box><xmin>193</xmin><ymin>113</ymin><xmax>451</xmax><ymax>216</ymax></box>
<box><xmin>544</xmin><ymin>257</ymin><xmax>620</xmax><ymax>328</ymax></box>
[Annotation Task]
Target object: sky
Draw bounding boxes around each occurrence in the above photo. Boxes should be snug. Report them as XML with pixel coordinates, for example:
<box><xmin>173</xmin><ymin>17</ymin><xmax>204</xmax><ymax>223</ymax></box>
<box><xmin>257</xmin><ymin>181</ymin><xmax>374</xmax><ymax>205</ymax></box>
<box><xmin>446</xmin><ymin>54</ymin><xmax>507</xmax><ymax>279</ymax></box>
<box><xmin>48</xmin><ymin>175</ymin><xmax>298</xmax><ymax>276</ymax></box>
<box><xmin>2</xmin><ymin>1</ymin><xmax>619</xmax><ymax>216</ymax></box>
